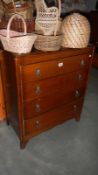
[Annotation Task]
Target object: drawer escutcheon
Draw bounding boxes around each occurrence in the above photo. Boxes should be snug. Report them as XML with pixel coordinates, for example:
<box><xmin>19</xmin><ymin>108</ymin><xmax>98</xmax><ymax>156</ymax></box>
<box><xmin>35</xmin><ymin>103</ymin><xmax>41</xmax><ymax>112</ymax></box>
<box><xmin>73</xmin><ymin>105</ymin><xmax>77</xmax><ymax>111</ymax></box>
<box><xmin>35</xmin><ymin>68</ymin><xmax>41</xmax><ymax>77</ymax></box>
<box><xmin>75</xmin><ymin>90</ymin><xmax>80</xmax><ymax>97</ymax></box>
<box><xmin>78</xmin><ymin>73</ymin><xmax>83</xmax><ymax>81</ymax></box>
<box><xmin>35</xmin><ymin>85</ymin><xmax>41</xmax><ymax>94</ymax></box>
<box><xmin>35</xmin><ymin>120</ymin><xmax>40</xmax><ymax>128</ymax></box>
<box><xmin>80</xmin><ymin>59</ymin><xmax>85</xmax><ymax>66</ymax></box>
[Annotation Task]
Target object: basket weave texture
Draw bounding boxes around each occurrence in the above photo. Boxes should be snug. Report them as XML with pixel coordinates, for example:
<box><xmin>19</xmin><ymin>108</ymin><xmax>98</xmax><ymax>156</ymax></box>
<box><xmin>2</xmin><ymin>0</ymin><xmax>33</xmax><ymax>19</ymax></box>
<box><xmin>0</xmin><ymin>14</ymin><xmax>37</xmax><ymax>54</ymax></box>
<box><xmin>0</xmin><ymin>18</ymin><xmax>35</xmax><ymax>33</ymax></box>
<box><xmin>34</xmin><ymin>0</ymin><xmax>62</xmax><ymax>52</ymax></box>
<box><xmin>35</xmin><ymin>0</ymin><xmax>62</xmax><ymax>35</ymax></box>
<box><xmin>61</xmin><ymin>13</ymin><xmax>91</xmax><ymax>48</ymax></box>
<box><xmin>34</xmin><ymin>34</ymin><xmax>62</xmax><ymax>51</ymax></box>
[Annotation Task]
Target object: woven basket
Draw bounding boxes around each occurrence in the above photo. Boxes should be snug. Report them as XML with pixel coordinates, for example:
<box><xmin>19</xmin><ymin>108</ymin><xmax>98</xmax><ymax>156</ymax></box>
<box><xmin>35</xmin><ymin>0</ymin><xmax>62</xmax><ymax>35</ymax></box>
<box><xmin>2</xmin><ymin>0</ymin><xmax>33</xmax><ymax>20</ymax></box>
<box><xmin>61</xmin><ymin>12</ymin><xmax>91</xmax><ymax>48</ymax></box>
<box><xmin>0</xmin><ymin>14</ymin><xmax>37</xmax><ymax>54</ymax></box>
<box><xmin>1</xmin><ymin>18</ymin><xmax>35</xmax><ymax>33</ymax></box>
<box><xmin>34</xmin><ymin>33</ymin><xmax>62</xmax><ymax>51</ymax></box>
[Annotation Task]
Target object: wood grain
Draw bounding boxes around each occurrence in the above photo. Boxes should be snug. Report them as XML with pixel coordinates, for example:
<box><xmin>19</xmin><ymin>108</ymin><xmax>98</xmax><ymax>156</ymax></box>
<box><xmin>1</xmin><ymin>47</ymin><xmax>93</xmax><ymax>148</ymax></box>
<box><xmin>0</xmin><ymin>51</ymin><xmax>5</xmax><ymax>121</ymax></box>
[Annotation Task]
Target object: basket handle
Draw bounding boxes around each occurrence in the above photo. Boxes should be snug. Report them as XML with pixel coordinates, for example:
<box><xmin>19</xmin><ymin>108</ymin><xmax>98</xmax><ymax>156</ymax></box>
<box><xmin>54</xmin><ymin>0</ymin><xmax>61</xmax><ymax>36</ymax></box>
<box><xmin>7</xmin><ymin>13</ymin><xmax>27</xmax><ymax>39</ymax></box>
<box><xmin>57</xmin><ymin>0</ymin><xmax>61</xmax><ymax>18</ymax></box>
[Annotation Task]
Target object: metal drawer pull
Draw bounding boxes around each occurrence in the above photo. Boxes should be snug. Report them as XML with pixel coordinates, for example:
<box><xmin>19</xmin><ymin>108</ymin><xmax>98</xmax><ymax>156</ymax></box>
<box><xmin>35</xmin><ymin>120</ymin><xmax>40</xmax><ymax>128</ymax></box>
<box><xmin>75</xmin><ymin>90</ymin><xmax>80</xmax><ymax>97</ymax></box>
<box><xmin>58</xmin><ymin>62</ymin><xmax>64</xmax><ymax>67</ymax></box>
<box><xmin>80</xmin><ymin>59</ymin><xmax>85</xmax><ymax>66</ymax></box>
<box><xmin>35</xmin><ymin>85</ymin><xmax>41</xmax><ymax>94</ymax></box>
<box><xmin>78</xmin><ymin>73</ymin><xmax>83</xmax><ymax>80</ymax></box>
<box><xmin>73</xmin><ymin>105</ymin><xmax>77</xmax><ymax>111</ymax></box>
<box><xmin>35</xmin><ymin>103</ymin><xmax>40</xmax><ymax>112</ymax></box>
<box><xmin>89</xmin><ymin>54</ymin><xmax>92</xmax><ymax>58</ymax></box>
<box><xmin>35</xmin><ymin>68</ymin><xmax>41</xmax><ymax>76</ymax></box>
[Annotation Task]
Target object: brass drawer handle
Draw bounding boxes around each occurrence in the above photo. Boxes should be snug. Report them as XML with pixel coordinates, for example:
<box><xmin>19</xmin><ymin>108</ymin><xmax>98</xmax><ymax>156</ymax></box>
<box><xmin>35</xmin><ymin>103</ymin><xmax>40</xmax><ymax>112</ymax></box>
<box><xmin>35</xmin><ymin>85</ymin><xmax>41</xmax><ymax>94</ymax></box>
<box><xmin>75</xmin><ymin>90</ymin><xmax>80</xmax><ymax>97</ymax></box>
<box><xmin>35</xmin><ymin>68</ymin><xmax>41</xmax><ymax>77</ymax></box>
<box><xmin>80</xmin><ymin>59</ymin><xmax>85</xmax><ymax>66</ymax></box>
<box><xmin>73</xmin><ymin>105</ymin><xmax>77</xmax><ymax>111</ymax></box>
<box><xmin>35</xmin><ymin>120</ymin><xmax>40</xmax><ymax>128</ymax></box>
<box><xmin>78</xmin><ymin>73</ymin><xmax>83</xmax><ymax>81</ymax></box>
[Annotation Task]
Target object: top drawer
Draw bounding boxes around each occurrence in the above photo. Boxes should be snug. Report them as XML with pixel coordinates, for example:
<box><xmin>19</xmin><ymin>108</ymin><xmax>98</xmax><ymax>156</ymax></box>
<box><xmin>21</xmin><ymin>54</ymin><xmax>90</xmax><ymax>83</ymax></box>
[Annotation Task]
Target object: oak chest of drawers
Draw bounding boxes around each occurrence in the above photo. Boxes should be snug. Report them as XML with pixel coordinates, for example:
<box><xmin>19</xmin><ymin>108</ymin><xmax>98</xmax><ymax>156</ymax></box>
<box><xmin>1</xmin><ymin>47</ymin><xmax>94</xmax><ymax>148</ymax></box>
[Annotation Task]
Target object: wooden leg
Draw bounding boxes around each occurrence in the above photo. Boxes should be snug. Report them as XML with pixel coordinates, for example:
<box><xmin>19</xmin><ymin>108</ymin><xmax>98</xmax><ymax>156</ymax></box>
<box><xmin>6</xmin><ymin>118</ymin><xmax>10</xmax><ymax>125</ymax></box>
<box><xmin>20</xmin><ymin>140</ymin><xmax>28</xmax><ymax>149</ymax></box>
<box><xmin>75</xmin><ymin>116</ymin><xmax>81</xmax><ymax>122</ymax></box>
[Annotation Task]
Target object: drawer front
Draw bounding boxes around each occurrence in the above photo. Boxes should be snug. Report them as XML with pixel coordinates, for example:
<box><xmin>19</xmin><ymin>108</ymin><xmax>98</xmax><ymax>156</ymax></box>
<box><xmin>23</xmin><ymin>87</ymin><xmax>85</xmax><ymax>119</ymax></box>
<box><xmin>24</xmin><ymin>98</ymin><xmax>84</xmax><ymax>137</ymax></box>
<box><xmin>22</xmin><ymin>54</ymin><xmax>89</xmax><ymax>82</ymax></box>
<box><xmin>23</xmin><ymin>69</ymin><xmax>88</xmax><ymax>101</ymax></box>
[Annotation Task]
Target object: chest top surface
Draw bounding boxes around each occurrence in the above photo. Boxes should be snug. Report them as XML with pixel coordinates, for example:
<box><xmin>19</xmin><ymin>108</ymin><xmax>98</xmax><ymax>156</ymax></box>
<box><xmin>7</xmin><ymin>47</ymin><xmax>93</xmax><ymax>65</ymax></box>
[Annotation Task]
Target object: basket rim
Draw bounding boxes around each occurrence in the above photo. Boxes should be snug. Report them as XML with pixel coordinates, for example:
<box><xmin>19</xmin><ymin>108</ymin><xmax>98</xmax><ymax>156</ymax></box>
<box><xmin>35</xmin><ymin>33</ymin><xmax>63</xmax><ymax>36</ymax></box>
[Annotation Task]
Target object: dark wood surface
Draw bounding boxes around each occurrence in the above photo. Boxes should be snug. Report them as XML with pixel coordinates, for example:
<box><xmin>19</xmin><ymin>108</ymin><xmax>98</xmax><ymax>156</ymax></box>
<box><xmin>24</xmin><ymin>98</ymin><xmax>84</xmax><ymax>140</ymax></box>
<box><xmin>1</xmin><ymin>47</ymin><xmax>94</xmax><ymax>148</ymax></box>
<box><xmin>83</xmin><ymin>11</ymin><xmax>98</xmax><ymax>68</ymax></box>
<box><xmin>0</xmin><ymin>50</ymin><xmax>6</xmax><ymax>120</ymax></box>
<box><xmin>92</xmin><ymin>43</ymin><xmax>98</xmax><ymax>68</ymax></box>
<box><xmin>23</xmin><ymin>69</ymin><xmax>88</xmax><ymax>101</ymax></box>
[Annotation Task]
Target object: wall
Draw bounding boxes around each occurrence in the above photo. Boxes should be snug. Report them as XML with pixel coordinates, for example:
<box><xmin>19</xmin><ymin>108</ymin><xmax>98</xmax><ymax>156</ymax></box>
<box><xmin>86</xmin><ymin>0</ymin><xmax>97</xmax><ymax>11</ymax></box>
<box><xmin>63</xmin><ymin>0</ymin><xmax>98</xmax><ymax>12</ymax></box>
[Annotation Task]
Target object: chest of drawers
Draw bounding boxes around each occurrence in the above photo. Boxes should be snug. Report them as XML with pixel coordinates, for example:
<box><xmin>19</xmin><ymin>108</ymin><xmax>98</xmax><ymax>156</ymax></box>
<box><xmin>1</xmin><ymin>47</ymin><xmax>94</xmax><ymax>148</ymax></box>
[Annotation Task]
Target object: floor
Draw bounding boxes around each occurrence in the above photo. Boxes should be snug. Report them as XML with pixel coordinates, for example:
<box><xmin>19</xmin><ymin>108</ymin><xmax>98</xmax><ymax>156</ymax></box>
<box><xmin>0</xmin><ymin>68</ymin><xmax>98</xmax><ymax>175</ymax></box>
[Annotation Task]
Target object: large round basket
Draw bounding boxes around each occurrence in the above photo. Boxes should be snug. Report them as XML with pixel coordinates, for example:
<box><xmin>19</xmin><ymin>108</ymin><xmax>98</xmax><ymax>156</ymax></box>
<box><xmin>34</xmin><ymin>34</ymin><xmax>62</xmax><ymax>51</ymax></box>
<box><xmin>61</xmin><ymin>12</ymin><xmax>91</xmax><ymax>48</ymax></box>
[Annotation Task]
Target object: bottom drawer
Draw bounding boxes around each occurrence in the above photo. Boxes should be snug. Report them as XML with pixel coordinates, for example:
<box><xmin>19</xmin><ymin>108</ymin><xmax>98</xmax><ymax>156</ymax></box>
<box><xmin>24</xmin><ymin>98</ymin><xmax>84</xmax><ymax>138</ymax></box>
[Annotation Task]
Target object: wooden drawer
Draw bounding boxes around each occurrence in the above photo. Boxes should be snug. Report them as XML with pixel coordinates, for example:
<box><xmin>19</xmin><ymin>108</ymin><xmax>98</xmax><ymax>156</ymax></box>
<box><xmin>23</xmin><ymin>87</ymin><xmax>85</xmax><ymax>119</ymax></box>
<box><xmin>22</xmin><ymin>54</ymin><xmax>89</xmax><ymax>83</ymax></box>
<box><xmin>24</xmin><ymin>98</ymin><xmax>84</xmax><ymax>137</ymax></box>
<box><xmin>23</xmin><ymin>69</ymin><xmax>88</xmax><ymax>101</ymax></box>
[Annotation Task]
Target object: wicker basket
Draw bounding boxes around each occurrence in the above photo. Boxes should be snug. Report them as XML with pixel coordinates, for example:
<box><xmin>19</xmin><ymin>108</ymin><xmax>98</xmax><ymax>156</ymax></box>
<box><xmin>0</xmin><ymin>14</ymin><xmax>37</xmax><ymax>54</ymax></box>
<box><xmin>35</xmin><ymin>0</ymin><xmax>62</xmax><ymax>35</ymax></box>
<box><xmin>1</xmin><ymin>18</ymin><xmax>35</xmax><ymax>33</ymax></box>
<box><xmin>61</xmin><ymin>12</ymin><xmax>91</xmax><ymax>48</ymax></box>
<box><xmin>34</xmin><ymin>33</ymin><xmax>62</xmax><ymax>51</ymax></box>
<box><xmin>2</xmin><ymin>0</ymin><xmax>33</xmax><ymax>20</ymax></box>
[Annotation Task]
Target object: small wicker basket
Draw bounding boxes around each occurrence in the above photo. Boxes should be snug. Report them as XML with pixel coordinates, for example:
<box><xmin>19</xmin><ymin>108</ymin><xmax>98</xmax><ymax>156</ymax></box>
<box><xmin>61</xmin><ymin>12</ymin><xmax>91</xmax><ymax>48</ymax></box>
<box><xmin>34</xmin><ymin>33</ymin><xmax>62</xmax><ymax>51</ymax></box>
<box><xmin>2</xmin><ymin>0</ymin><xmax>33</xmax><ymax>20</ymax></box>
<box><xmin>0</xmin><ymin>14</ymin><xmax>37</xmax><ymax>54</ymax></box>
